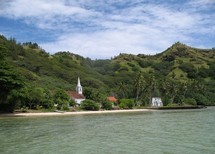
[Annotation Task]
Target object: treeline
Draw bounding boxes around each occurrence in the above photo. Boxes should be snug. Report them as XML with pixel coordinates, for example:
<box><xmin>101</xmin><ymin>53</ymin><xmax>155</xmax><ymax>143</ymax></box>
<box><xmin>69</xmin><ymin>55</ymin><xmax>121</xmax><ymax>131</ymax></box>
<box><xmin>0</xmin><ymin>35</ymin><xmax>214</xmax><ymax>112</ymax></box>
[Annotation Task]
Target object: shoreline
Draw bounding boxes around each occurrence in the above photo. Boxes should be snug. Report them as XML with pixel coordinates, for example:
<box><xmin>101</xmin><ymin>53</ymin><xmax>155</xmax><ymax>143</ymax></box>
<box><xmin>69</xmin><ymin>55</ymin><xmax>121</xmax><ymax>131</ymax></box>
<box><xmin>0</xmin><ymin>106</ymin><xmax>208</xmax><ymax>117</ymax></box>
<box><xmin>0</xmin><ymin>109</ymin><xmax>152</xmax><ymax>117</ymax></box>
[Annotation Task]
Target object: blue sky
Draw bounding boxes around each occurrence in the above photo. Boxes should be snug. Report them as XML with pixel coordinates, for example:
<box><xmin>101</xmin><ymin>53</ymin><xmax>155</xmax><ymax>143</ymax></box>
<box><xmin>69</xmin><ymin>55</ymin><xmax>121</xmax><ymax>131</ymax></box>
<box><xmin>0</xmin><ymin>0</ymin><xmax>214</xmax><ymax>59</ymax></box>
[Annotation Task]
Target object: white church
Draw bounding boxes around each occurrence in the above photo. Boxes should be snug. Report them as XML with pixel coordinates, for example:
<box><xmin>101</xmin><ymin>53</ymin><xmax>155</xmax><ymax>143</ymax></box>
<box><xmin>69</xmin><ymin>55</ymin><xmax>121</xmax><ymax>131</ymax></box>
<box><xmin>151</xmin><ymin>97</ymin><xmax>163</xmax><ymax>107</ymax></box>
<box><xmin>68</xmin><ymin>77</ymin><xmax>85</xmax><ymax>104</ymax></box>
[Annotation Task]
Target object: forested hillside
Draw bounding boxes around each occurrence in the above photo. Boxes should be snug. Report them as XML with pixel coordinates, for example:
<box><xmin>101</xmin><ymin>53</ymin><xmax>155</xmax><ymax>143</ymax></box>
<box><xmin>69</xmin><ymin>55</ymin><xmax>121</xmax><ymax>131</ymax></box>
<box><xmin>0</xmin><ymin>35</ymin><xmax>214</xmax><ymax>112</ymax></box>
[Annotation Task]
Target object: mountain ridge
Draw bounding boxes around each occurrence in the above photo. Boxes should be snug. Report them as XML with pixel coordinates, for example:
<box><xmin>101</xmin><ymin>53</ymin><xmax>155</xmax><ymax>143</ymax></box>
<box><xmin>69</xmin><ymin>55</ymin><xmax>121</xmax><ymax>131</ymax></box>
<box><xmin>0</xmin><ymin>34</ymin><xmax>214</xmax><ymax>112</ymax></box>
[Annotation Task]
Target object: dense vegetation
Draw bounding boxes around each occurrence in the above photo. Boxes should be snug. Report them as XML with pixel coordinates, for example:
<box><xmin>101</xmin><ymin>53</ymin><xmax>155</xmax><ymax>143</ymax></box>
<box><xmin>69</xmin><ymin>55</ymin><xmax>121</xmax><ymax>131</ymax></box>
<box><xmin>0</xmin><ymin>35</ymin><xmax>214</xmax><ymax>112</ymax></box>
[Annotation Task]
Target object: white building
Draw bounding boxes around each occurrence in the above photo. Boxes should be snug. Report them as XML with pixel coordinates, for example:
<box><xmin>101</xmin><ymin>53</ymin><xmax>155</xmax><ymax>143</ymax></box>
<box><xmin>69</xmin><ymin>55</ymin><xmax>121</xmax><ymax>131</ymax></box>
<box><xmin>151</xmin><ymin>97</ymin><xmax>163</xmax><ymax>107</ymax></box>
<box><xmin>68</xmin><ymin>77</ymin><xmax>85</xmax><ymax>105</ymax></box>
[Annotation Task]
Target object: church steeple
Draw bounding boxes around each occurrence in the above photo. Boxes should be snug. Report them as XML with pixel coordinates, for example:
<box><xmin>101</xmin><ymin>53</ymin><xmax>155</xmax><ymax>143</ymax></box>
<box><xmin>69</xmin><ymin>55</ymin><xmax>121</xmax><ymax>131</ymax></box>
<box><xmin>76</xmin><ymin>77</ymin><xmax>83</xmax><ymax>94</ymax></box>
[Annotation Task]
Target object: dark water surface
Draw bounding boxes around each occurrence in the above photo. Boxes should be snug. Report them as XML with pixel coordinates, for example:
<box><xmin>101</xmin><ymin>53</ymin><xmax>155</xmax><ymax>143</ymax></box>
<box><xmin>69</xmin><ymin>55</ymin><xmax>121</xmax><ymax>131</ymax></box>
<box><xmin>0</xmin><ymin>107</ymin><xmax>215</xmax><ymax>154</ymax></box>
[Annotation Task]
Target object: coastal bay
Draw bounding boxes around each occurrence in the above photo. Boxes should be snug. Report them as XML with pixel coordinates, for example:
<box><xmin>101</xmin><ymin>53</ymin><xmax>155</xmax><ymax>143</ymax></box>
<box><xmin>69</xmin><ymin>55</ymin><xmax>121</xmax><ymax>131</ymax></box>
<box><xmin>0</xmin><ymin>107</ymin><xmax>214</xmax><ymax>154</ymax></box>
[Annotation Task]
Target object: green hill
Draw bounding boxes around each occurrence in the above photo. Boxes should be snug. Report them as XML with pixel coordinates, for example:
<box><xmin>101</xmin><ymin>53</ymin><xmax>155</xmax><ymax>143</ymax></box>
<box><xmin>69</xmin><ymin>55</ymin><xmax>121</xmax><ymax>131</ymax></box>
<box><xmin>0</xmin><ymin>35</ymin><xmax>214</xmax><ymax>112</ymax></box>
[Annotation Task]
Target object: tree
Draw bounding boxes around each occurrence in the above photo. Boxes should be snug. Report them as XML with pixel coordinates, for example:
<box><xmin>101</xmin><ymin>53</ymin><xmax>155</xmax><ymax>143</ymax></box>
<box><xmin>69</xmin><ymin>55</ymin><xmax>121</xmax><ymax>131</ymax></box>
<box><xmin>81</xmin><ymin>99</ymin><xmax>99</xmax><ymax>111</ymax></box>
<box><xmin>164</xmin><ymin>79</ymin><xmax>179</xmax><ymax>104</ymax></box>
<box><xmin>162</xmin><ymin>96</ymin><xmax>171</xmax><ymax>106</ymax></box>
<box><xmin>30</xmin><ymin>87</ymin><xmax>44</xmax><ymax>109</ymax></box>
<box><xmin>117</xmin><ymin>82</ymin><xmax>128</xmax><ymax>98</ymax></box>
<box><xmin>192</xmin><ymin>93</ymin><xmax>210</xmax><ymax>105</ymax></box>
<box><xmin>14</xmin><ymin>86</ymin><xmax>45</xmax><ymax>110</ymax></box>
<box><xmin>53</xmin><ymin>89</ymin><xmax>70</xmax><ymax>110</ymax></box>
<box><xmin>83</xmin><ymin>88</ymin><xmax>94</xmax><ymax>100</ymax></box>
<box><xmin>69</xmin><ymin>99</ymin><xmax>76</xmax><ymax>107</ymax></box>
<box><xmin>101</xmin><ymin>100</ymin><xmax>112</xmax><ymax>110</ymax></box>
<box><xmin>141</xmin><ymin>74</ymin><xmax>156</xmax><ymax>106</ymax></box>
<box><xmin>134</xmin><ymin>72</ymin><xmax>145</xmax><ymax>105</ymax></box>
<box><xmin>179</xmin><ymin>63</ymin><xmax>197</xmax><ymax>79</ymax></box>
<box><xmin>183</xmin><ymin>98</ymin><xmax>197</xmax><ymax>106</ymax></box>
<box><xmin>42</xmin><ymin>89</ymin><xmax>54</xmax><ymax>109</ymax></box>
<box><xmin>119</xmin><ymin>99</ymin><xmax>134</xmax><ymax>109</ymax></box>
<box><xmin>0</xmin><ymin>46</ymin><xmax>24</xmax><ymax>112</ymax></box>
<box><xmin>83</xmin><ymin>87</ymin><xmax>106</xmax><ymax>103</ymax></box>
<box><xmin>6</xmin><ymin>87</ymin><xmax>28</xmax><ymax>111</ymax></box>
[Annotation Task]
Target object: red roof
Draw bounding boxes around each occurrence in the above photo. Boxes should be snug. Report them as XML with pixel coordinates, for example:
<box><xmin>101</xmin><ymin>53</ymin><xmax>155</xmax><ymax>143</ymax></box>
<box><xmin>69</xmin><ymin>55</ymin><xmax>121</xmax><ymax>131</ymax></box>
<box><xmin>107</xmin><ymin>96</ymin><xmax>117</xmax><ymax>102</ymax></box>
<box><xmin>68</xmin><ymin>91</ymin><xmax>85</xmax><ymax>99</ymax></box>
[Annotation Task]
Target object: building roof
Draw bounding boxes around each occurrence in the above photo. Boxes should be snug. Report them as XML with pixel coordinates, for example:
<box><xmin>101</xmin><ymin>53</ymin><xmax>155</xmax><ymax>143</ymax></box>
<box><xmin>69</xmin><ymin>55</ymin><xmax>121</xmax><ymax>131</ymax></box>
<box><xmin>68</xmin><ymin>91</ymin><xmax>85</xmax><ymax>99</ymax></box>
<box><xmin>107</xmin><ymin>96</ymin><xmax>117</xmax><ymax>102</ymax></box>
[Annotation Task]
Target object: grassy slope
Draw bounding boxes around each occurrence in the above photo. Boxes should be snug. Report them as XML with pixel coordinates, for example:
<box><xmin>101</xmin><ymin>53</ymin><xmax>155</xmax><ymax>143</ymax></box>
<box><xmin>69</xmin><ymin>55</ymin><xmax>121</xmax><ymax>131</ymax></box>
<box><xmin>1</xmin><ymin>35</ymin><xmax>214</xmax><ymax>98</ymax></box>
<box><xmin>111</xmin><ymin>42</ymin><xmax>214</xmax><ymax>81</ymax></box>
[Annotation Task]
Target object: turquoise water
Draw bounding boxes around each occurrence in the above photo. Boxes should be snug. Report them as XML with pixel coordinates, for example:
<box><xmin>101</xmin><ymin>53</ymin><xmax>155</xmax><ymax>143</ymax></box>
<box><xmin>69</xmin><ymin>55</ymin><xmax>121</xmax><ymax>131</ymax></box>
<box><xmin>0</xmin><ymin>108</ymin><xmax>215</xmax><ymax>154</ymax></box>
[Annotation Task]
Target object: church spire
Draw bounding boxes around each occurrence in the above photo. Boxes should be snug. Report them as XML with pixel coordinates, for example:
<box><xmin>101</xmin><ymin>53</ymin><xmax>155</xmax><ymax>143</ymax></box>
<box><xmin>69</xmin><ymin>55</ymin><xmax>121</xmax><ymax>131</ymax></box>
<box><xmin>76</xmin><ymin>77</ymin><xmax>83</xmax><ymax>94</ymax></box>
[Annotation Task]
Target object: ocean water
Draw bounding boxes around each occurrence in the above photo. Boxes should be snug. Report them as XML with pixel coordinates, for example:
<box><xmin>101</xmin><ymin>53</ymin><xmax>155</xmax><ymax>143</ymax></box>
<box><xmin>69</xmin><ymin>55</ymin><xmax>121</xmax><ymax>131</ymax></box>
<box><xmin>0</xmin><ymin>107</ymin><xmax>215</xmax><ymax>154</ymax></box>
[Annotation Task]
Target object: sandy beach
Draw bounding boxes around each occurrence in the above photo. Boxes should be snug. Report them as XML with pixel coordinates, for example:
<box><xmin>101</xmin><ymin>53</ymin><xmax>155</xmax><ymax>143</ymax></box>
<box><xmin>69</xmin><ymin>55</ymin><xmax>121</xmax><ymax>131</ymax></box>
<box><xmin>0</xmin><ymin>109</ymin><xmax>152</xmax><ymax>117</ymax></box>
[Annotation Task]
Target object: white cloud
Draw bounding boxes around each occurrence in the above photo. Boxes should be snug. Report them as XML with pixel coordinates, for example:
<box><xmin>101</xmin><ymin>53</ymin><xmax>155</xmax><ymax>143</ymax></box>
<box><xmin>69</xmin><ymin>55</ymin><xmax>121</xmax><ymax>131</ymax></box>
<box><xmin>41</xmin><ymin>26</ymin><xmax>189</xmax><ymax>59</ymax></box>
<box><xmin>0</xmin><ymin>0</ymin><xmax>99</xmax><ymax>29</ymax></box>
<box><xmin>40</xmin><ymin>1</ymin><xmax>202</xmax><ymax>59</ymax></box>
<box><xmin>0</xmin><ymin>0</ymin><xmax>214</xmax><ymax>59</ymax></box>
<box><xmin>188</xmin><ymin>0</ymin><xmax>215</xmax><ymax>9</ymax></box>
<box><xmin>0</xmin><ymin>0</ymin><xmax>90</xmax><ymax>18</ymax></box>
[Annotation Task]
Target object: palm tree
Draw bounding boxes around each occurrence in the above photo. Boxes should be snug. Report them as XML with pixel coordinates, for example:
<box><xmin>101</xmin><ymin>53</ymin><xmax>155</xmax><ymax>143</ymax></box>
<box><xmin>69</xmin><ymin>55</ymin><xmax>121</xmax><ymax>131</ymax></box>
<box><xmin>118</xmin><ymin>82</ymin><xmax>128</xmax><ymax>98</ymax></box>
<box><xmin>146</xmin><ymin>75</ymin><xmax>156</xmax><ymax>105</ymax></box>
<box><xmin>165</xmin><ymin>79</ymin><xmax>179</xmax><ymax>105</ymax></box>
<box><xmin>134</xmin><ymin>72</ymin><xmax>145</xmax><ymax>106</ymax></box>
